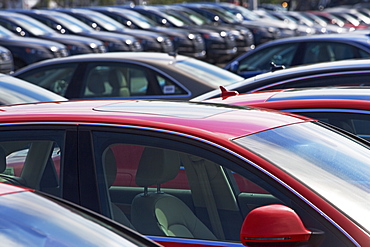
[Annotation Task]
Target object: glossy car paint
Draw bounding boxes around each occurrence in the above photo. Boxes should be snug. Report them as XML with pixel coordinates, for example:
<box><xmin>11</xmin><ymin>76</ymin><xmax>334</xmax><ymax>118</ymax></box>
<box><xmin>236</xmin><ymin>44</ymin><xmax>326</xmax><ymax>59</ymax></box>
<box><xmin>0</xmin><ymin>25</ymin><xmax>68</xmax><ymax>70</ymax></box>
<box><xmin>11</xmin><ymin>9</ymin><xmax>143</xmax><ymax>53</ymax></box>
<box><xmin>205</xmin><ymin>87</ymin><xmax>370</xmax><ymax>141</ymax></box>
<box><xmin>191</xmin><ymin>58</ymin><xmax>370</xmax><ymax>101</ymax></box>
<box><xmin>0</xmin><ymin>183</ymin><xmax>162</xmax><ymax>247</ymax></box>
<box><xmin>12</xmin><ymin>52</ymin><xmax>244</xmax><ymax>101</ymax></box>
<box><xmin>86</xmin><ymin>6</ymin><xmax>207</xmax><ymax>59</ymax></box>
<box><xmin>53</xmin><ymin>8</ymin><xmax>174</xmax><ymax>53</ymax></box>
<box><xmin>0</xmin><ymin>100</ymin><xmax>368</xmax><ymax>246</ymax></box>
<box><xmin>223</xmin><ymin>33</ymin><xmax>370</xmax><ymax>78</ymax></box>
<box><xmin>0</xmin><ymin>11</ymin><xmax>107</xmax><ymax>55</ymax></box>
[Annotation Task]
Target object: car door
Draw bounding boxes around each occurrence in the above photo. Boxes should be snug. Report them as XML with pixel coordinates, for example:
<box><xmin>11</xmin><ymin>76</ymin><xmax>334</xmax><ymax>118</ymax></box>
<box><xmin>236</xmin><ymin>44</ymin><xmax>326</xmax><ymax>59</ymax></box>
<box><xmin>0</xmin><ymin>125</ymin><xmax>79</xmax><ymax>204</ymax></box>
<box><xmin>81</xmin><ymin>125</ymin><xmax>355</xmax><ymax>247</ymax></box>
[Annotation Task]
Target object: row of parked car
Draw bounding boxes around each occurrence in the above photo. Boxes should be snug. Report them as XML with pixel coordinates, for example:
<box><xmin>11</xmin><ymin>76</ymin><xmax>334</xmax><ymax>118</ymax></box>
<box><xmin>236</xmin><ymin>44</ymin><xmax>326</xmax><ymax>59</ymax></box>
<box><xmin>0</xmin><ymin>3</ymin><xmax>369</xmax><ymax>73</ymax></box>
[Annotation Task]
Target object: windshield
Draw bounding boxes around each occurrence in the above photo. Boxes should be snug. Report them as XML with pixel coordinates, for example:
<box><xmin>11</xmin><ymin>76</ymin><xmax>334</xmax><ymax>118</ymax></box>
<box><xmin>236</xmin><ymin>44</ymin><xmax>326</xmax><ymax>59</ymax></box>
<box><xmin>176</xmin><ymin>8</ymin><xmax>211</xmax><ymax>25</ymax></box>
<box><xmin>14</xmin><ymin>15</ymin><xmax>55</xmax><ymax>35</ymax></box>
<box><xmin>124</xmin><ymin>11</ymin><xmax>157</xmax><ymax>29</ymax></box>
<box><xmin>88</xmin><ymin>11</ymin><xmax>125</xmax><ymax>31</ymax></box>
<box><xmin>52</xmin><ymin>13</ymin><xmax>92</xmax><ymax>33</ymax></box>
<box><xmin>234</xmin><ymin>122</ymin><xmax>370</xmax><ymax>233</ymax></box>
<box><xmin>174</xmin><ymin>59</ymin><xmax>244</xmax><ymax>86</ymax></box>
<box><xmin>0</xmin><ymin>25</ymin><xmax>15</xmax><ymax>38</ymax></box>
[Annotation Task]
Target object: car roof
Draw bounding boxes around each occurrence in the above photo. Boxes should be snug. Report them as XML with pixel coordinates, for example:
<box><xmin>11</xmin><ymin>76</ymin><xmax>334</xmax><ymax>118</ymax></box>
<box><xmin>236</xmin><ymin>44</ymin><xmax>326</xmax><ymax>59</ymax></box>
<box><xmin>192</xmin><ymin>58</ymin><xmax>370</xmax><ymax>100</ymax></box>
<box><xmin>0</xmin><ymin>100</ymin><xmax>311</xmax><ymax>139</ymax></box>
<box><xmin>13</xmin><ymin>52</ymin><xmax>192</xmax><ymax>69</ymax></box>
<box><xmin>207</xmin><ymin>87</ymin><xmax>370</xmax><ymax>108</ymax></box>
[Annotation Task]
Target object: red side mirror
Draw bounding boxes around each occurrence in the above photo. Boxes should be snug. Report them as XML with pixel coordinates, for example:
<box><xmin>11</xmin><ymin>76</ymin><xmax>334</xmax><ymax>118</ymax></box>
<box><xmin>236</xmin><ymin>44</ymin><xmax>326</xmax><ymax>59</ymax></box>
<box><xmin>240</xmin><ymin>204</ymin><xmax>324</xmax><ymax>247</ymax></box>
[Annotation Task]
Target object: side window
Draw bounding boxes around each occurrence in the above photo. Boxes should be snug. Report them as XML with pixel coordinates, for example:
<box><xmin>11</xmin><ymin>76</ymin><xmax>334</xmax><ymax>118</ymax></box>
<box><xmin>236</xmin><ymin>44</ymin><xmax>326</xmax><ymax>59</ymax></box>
<box><xmin>303</xmin><ymin>43</ymin><xmax>335</xmax><ymax>64</ymax></box>
<box><xmin>264</xmin><ymin>73</ymin><xmax>370</xmax><ymax>90</ymax></box>
<box><xmin>83</xmin><ymin>63</ymin><xmax>186</xmax><ymax>98</ymax></box>
<box><xmin>238</xmin><ymin>43</ymin><xmax>299</xmax><ymax>72</ymax></box>
<box><xmin>0</xmin><ymin>130</ymin><xmax>65</xmax><ymax>197</ymax></box>
<box><xmin>15</xmin><ymin>64</ymin><xmax>77</xmax><ymax>96</ymax></box>
<box><xmin>359</xmin><ymin>49</ymin><xmax>370</xmax><ymax>58</ymax></box>
<box><xmin>92</xmin><ymin>132</ymin><xmax>340</xmax><ymax>244</ymax></box>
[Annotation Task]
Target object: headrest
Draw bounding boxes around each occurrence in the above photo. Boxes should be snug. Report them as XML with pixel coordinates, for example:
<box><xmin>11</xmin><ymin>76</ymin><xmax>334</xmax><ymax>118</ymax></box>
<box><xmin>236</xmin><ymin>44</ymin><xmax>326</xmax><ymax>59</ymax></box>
<box><xmin>135</xmin><ymin>147</ymin><xmax>180</xmax><ymax>187</ymax></box>
<box><xmin>87</xmin><ymin>71</ymin><xmax>105</xmax><ymax>94</ymax></box>
<box><xmin>109</xmin><ymin>69</ymin><xmax>128</xmax><ymax>88</ymax></box>
<box><xmin>104</xmin><ymin>148</ymin><xmax>117</xmax><ymax>187</ymax></box>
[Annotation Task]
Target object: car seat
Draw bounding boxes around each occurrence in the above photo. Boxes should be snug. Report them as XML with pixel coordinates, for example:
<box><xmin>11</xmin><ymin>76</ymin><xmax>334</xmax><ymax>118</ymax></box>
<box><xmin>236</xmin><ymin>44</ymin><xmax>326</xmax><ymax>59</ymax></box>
<box><xmin>103</xmin><ymin>147</ymin><xmax>135</xmax><ymax>229</ymax></box>
<box><xmin>130</xmin><ymin>147</ymin><xmax>217</xmax><ymax>240</ymax></box>
<box><xmin>108</xmin><ymin>69</ymin><xmax>130</xmax><ymax>97</ymax></box>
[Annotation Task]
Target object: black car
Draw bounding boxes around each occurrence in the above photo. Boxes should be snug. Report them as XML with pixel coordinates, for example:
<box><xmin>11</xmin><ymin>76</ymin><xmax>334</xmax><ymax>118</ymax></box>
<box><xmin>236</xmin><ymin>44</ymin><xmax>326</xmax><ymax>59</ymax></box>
<box><xmin>223</xmin><ymin>32</ymin><xmax>370</xmax><ymax>78</ymax></box>
<box><xmin>211</xmin><ymin>3</ymin><xmax>302</xmax><ymax>38</ymax></box>
<box><xmin>0</xmin><ymin>11</ymin><xmax>106</xmax><ymax>55</ymax></box>
<box><xmin>87</xmin><ymin>6</ymin><xmax>206</xmax><ymax>60</ymax></box>
<box><xmin>53</xmin><ymin>8</ymin><xmax>174</xmax><ymax>53</ymax></box>
<box><xmin>155</xmin><ymin>5</ymin><xmax>255</xmax><ymax>58</ymax></box>
<box><xmin>12</xmin><ymin>9</ymin><xmax>143</xmax><ymax>53</ymax></box>
<box><xmin>0</xmin><ymin>45</ymin><xmax>13</xmax><ymax>73</ymax></box>
<box><xmin>123</xmin><ymin>5</ymin><xmax>239</xmax><ymax>64</ymax></box>
<box><xmin>191</xmin><ymin>58</ymin><xmax>370</xmax><ymax>101</ymax></box>
<box><xmin>0</xmin><ymin>25</ymin><xmax>68</xmax><ymax>70</ymax></box>
<box><xmin>177</xmin><ymin>3</ymin><xmax>280</xmax><ymax>45</ymax></box>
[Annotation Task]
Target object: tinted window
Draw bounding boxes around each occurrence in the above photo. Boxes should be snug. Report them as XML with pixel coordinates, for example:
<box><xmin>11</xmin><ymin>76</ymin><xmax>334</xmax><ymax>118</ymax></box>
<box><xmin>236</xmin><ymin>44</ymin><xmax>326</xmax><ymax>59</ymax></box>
<box><xmin>303</xmin><ymin>42</ymin><xmax>370</xmax><ymax>64</ymax></box>
<box><xmin>83</xmin><ymin>63</ymin><xmax>187</xmax><ymax>98</ymax></box>
<box><xmin>15</xmin><ymin>64</ymin><xmax>78</xmax><ymax>96</ymax></box>
<box><xmin>90</xmin><ymin>130</ymin><xmax>349</xmax><ymax>245</ymax></box>
<box><xmin>238</xmin><ymin>43</ymin><xmax>299</xmax><ymax>72</ymax></box>
<box><xmin>0</xmin><ymin>130</ymin><xmax>65</xmax><ymax>197</ymax></box>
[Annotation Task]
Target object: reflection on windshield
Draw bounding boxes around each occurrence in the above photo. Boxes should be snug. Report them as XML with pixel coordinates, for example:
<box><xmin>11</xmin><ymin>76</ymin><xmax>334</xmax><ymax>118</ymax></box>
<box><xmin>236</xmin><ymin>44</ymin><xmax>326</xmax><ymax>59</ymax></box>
<box><xmin>234</xmin><ymin>122</ymin><xmax>370</xmax><ymax>232</ymax></box>
<box><xmin>0</xmin><ymin>26</ymin><xmax>15</xmax><ymax>38</ymax></box>
<box><xmin>53</xmin><ymin>14</ymin><xmax>91</xmax><ymax>33</ymax></box>
<box><xmin>173</xmin><ymin>59</ymin><xmax>244</xmax><ymax>86</ymax></box>
<box><xmin>16</xmin><ymin>15</ymin><xmax>55</xmax><ymax>36</ymax></box>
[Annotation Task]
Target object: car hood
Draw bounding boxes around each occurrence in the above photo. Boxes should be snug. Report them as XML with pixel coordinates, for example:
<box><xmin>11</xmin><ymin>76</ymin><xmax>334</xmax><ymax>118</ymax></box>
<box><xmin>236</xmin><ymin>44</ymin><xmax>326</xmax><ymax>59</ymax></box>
<box><xmin>5</xmin><ymin>36</ymin><xmax>66</xmax><ymax>48</ymax></box>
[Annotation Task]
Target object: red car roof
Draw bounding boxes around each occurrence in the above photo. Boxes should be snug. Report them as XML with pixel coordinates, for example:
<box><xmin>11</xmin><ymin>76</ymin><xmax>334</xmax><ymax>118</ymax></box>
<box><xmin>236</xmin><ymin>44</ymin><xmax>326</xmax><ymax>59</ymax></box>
<box><xmin>206</xmin><ymin>87</ymin><xmax>370</xmax><ymax>110</ymax></box>
<box><xmin>0</xmin><ymin>100</ymin><xmax>311</xmax><ymax>140</ymax></box>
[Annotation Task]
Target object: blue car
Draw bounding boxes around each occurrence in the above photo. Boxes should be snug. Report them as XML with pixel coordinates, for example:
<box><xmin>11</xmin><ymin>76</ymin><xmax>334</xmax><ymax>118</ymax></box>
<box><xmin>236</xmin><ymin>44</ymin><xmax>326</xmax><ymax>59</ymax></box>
<box><xmin>224</xmin><ymin>32</ymin><xmax>370</xmax><ymax>78</ymax></box>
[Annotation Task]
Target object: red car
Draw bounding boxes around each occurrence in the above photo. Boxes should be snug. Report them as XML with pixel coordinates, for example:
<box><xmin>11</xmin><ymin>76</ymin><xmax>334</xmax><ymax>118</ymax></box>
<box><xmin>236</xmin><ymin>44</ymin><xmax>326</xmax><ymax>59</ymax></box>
<box><xmin>205</xmin><ymin>86</ymin><xmax>370</xmax><ymax>141</ymax></box>
<box><xmin>0</xmin><ymin>99</ymin><xmax>368</xmax><ymax>246</ymax></box>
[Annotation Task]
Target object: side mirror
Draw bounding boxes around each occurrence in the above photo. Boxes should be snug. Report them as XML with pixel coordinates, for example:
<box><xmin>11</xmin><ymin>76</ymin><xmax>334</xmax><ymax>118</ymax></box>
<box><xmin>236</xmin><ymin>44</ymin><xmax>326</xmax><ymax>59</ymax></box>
<box><xmin>240</xmin><ymin>204</ymin><xmax>324</xmax><ymax>247</ymax></box>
